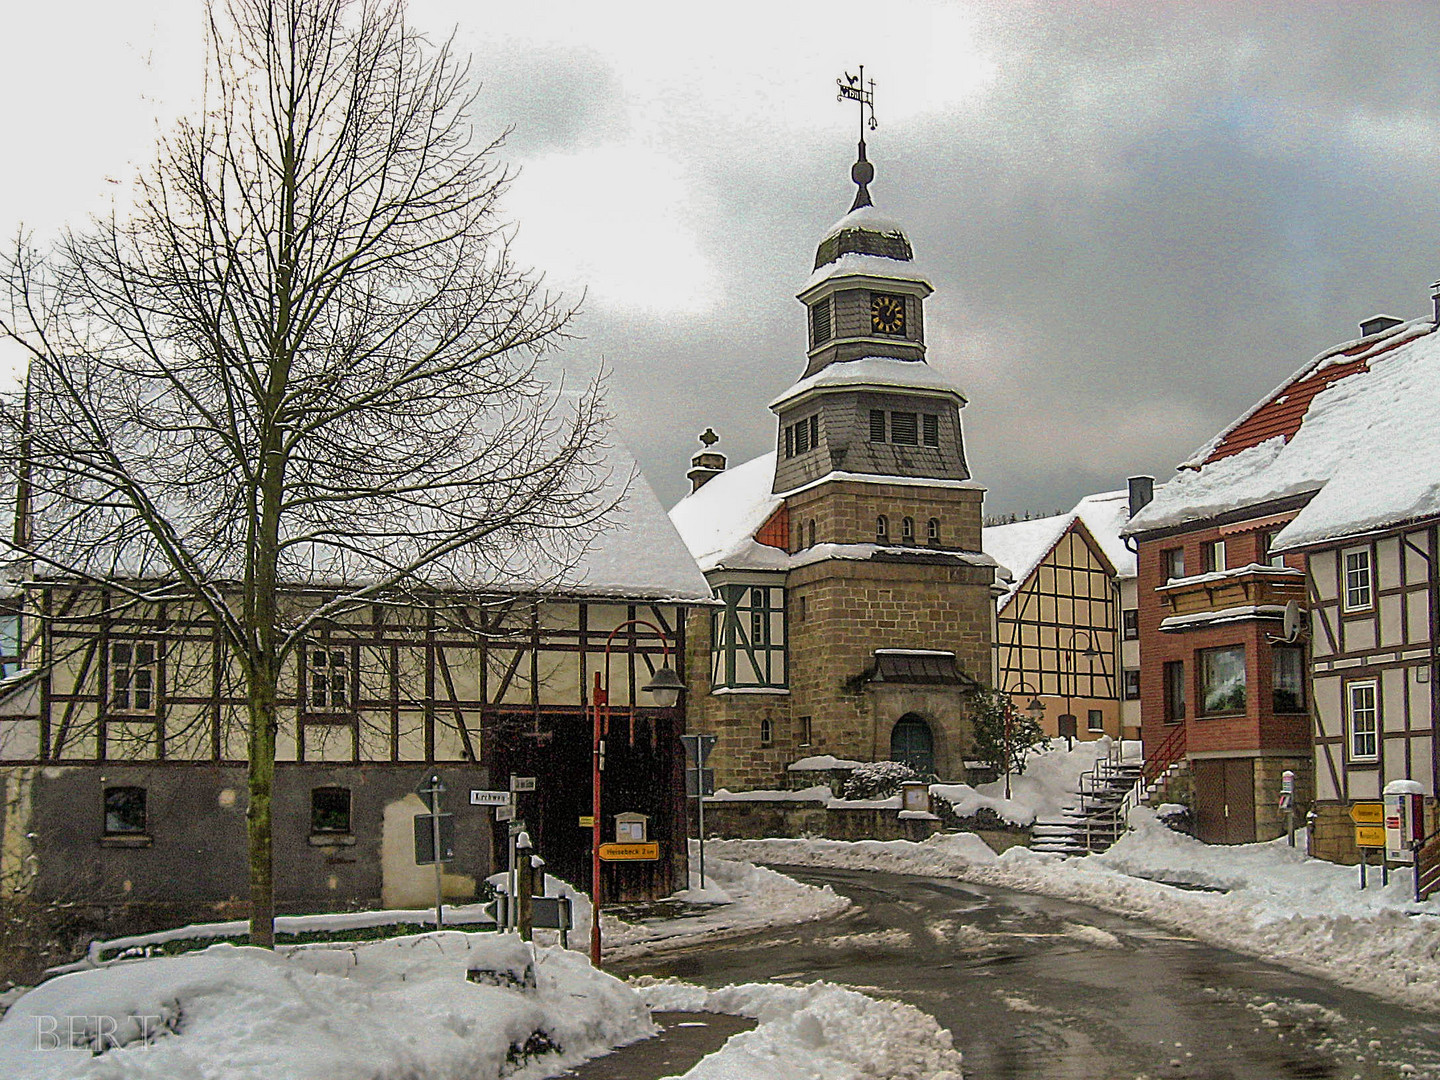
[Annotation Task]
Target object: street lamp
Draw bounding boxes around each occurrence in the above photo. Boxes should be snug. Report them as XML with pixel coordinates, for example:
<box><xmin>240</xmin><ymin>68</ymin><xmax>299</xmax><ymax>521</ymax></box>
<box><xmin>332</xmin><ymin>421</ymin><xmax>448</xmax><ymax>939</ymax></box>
<box><xmin>1005</xmin><ymin>679</ymin><xmax>1045</xmax><ymax>800</ymax></box>
<box><xmin>590</xmin><ymin>619</ymin><xmax>683</xmax><ymax>968</ymax></box>
<box><xmin>1061</xmin><ymin>629</ymin><xmax>1101</xmax><ymax>751</ymax></box>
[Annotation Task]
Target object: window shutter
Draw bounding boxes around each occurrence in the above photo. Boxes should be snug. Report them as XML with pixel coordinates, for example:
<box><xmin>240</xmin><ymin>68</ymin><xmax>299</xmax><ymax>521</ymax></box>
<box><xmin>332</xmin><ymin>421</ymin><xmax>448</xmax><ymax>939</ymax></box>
<box><xmin>808</xmin><ymin>415</ymin><xmax>818</xmax><ymax>448</ymax></box>
<box><xmin>810</xmin><ymin>298</ymin><xmax>832</xmax><ymax>346</ymax></box>
<box><xmin>922</xmin><ymin>414</ymin><xmax>939</xmax><ymax>446</ymax></box>
<box><xmin>891</xmin><ymin>412</ymin><xmax>918</xmax><ymax>445</ymax></box>
<box><xmin>870</xmin><ymin>410</ymin><xmax>886</xmax><ymax>442</ymax></box>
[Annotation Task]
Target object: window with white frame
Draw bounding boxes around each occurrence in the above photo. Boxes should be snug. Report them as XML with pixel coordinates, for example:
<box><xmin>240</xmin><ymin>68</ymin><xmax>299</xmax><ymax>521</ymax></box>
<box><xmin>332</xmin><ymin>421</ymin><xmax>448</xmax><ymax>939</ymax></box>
<box><xmin>1343</xmin><ymin>547</ymin><xmax>1373</xmax><ymax>611</ymax></box>
<box><xmin>1347</xmin><ymin>680</ymin><xmax>1378</xmax><ymax>762</ymax></box>
<box><xmin>1203</xmin><ymin>539</ymin><xmax>1226</xmax><ymax>574</ymax></box>
<box><xmin>308</xmin><ymin>647</ymin><xmax>350</xmax><ymax>710</ymax></box>
<box><xmin>110</xmin><ymin>641</ymin><xmax>159</xmax><ymax>714</ymax></box>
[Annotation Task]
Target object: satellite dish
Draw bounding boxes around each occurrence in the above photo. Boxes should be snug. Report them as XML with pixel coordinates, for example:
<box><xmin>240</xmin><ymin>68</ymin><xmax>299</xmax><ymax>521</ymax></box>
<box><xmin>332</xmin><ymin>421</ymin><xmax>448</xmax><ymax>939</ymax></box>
<box><xmin>1282</xmin><ymin>600</ymin><xmax>1304</xmax><ymax>642</ymax></box>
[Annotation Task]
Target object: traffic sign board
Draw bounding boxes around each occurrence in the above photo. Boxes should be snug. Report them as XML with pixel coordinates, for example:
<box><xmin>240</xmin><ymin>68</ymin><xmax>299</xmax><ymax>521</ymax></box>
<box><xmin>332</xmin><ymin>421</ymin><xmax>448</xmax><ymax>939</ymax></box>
<box><xmin>685</xmin><ymin>767</ymin><xmax>715</xmax><ymax>797</ymax></box>
<box><xmin>494</xmin><ymin>804</ymin><xmax>515</xmax><ymax>822</ymax></box>
<box><xmin>599</xmin><ymin>841</ymin><xmax>660</xmax><ymax>861</ymax></box>
<box><xmin>510</xmin><ymin>775</ymin><xmax>537</xmax><ymax>793</ymax></box>
<box><xmin>1349</xmin><ymin>802</ymin><xmax>1383</xmax><ymax>825</ymax></box>
<box><xmin>470</xmin><ymin>790</ymin><xmax>511</xmax><ymax>806</ymax></box>
<box><xmin>413</xmin><ymin>813</ymin><xmax>455</xmax><ymax>864</ymax></box>
<box><xmin>680</xmin><ymin>733</ymin><xmax>717</xmax><ymax>764</ymax></box>
<box><xmin>1354</xmin><ymin>825</ymin><xmax>1387</xmax><ymax>848</ymax></box>
<box><xmin>578</xmin><ymin>815</ymin><xmax>595</xmax><ymax>827</ymax></box>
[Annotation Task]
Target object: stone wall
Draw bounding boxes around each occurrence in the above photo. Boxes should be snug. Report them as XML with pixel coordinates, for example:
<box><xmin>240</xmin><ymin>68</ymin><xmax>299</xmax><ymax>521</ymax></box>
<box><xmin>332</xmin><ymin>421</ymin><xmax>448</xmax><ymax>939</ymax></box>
<box><xmin>696</xmin><ymin>798</ymin><xmax>943</xmax><ymax>843</ymax></box>
<box><xmin>1310</xmin><ymin>796</ymin><xmax>1439</xmax><ymax>865</ymax></box>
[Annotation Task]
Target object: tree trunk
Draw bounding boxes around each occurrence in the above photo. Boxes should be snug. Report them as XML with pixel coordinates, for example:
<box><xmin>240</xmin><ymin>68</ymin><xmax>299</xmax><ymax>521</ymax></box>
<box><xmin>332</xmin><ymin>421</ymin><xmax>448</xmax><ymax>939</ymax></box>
<box><xmin>246</xmin><ymin>672</ymin><xmax>278</xmax><ymax>949</ymax></box>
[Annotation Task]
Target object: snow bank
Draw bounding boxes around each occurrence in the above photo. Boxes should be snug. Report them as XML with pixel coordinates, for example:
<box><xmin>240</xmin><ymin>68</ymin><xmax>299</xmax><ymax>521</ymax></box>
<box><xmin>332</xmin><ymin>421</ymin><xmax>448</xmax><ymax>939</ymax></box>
<box><xmin>635</xmin><ymin>978</ymin><xmax>963</xmax><ymax>1080</ymax></box>
<box><xmin>0</xmin><ymin>933</ymin><xmax>651</xmax><ymax>1079</ymax></box>
<box><xmin>929</xmin><ymin>737</ymin><xmax>1138</xmax><ymax>827</ymax></box>
<box><xmin>605</xmin><ymin>847</ymin><xmax>849</xmax><ymax>957</ymax></box>
<box><xmin>713</xmin><ymin>810</ymin><xmax>1440</xmax><ymax>1013</ymax></box>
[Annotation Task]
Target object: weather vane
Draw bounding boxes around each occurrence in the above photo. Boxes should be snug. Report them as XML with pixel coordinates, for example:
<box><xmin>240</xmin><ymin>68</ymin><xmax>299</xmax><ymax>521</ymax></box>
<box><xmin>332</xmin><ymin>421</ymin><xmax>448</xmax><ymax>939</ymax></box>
<box><xmin>837</xmin><ymin>66</ymin><xmax>878</xmax><ymax>209</ymax></box>
<box><xmin>837</xmin><ymin>66</ymin><xmax>877</xmax><ymax>142</ymax></box>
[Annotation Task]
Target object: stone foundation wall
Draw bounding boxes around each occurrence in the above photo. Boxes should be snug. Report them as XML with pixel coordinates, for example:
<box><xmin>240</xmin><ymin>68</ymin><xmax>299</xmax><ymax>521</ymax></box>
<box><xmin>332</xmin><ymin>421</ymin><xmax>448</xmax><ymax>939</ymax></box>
<box><xmin>695</xmin><ymin>798</ymin><xmax>943</xmax><ymax>843</ymax></box>
<box><xmin>1252</xmin><ymin>754</ymin><xmax>1314</xmax><ymax>842</ymax></box>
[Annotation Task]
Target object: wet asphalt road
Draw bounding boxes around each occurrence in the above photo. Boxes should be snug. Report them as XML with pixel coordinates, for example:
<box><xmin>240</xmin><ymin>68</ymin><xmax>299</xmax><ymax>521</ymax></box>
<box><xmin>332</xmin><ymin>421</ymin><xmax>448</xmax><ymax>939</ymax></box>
<box><xmin>613</xmin><ymin>866</ymin><xmax>1440</xmax><ymax>1080</ymax></box>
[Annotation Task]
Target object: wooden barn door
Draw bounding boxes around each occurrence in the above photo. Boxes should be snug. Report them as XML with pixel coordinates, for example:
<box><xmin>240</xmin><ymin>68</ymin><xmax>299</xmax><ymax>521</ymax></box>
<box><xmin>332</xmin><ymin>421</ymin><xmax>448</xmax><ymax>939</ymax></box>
<box><xmin>1193</xmin><ymin>758</ymin><xmax>1256</xmax><ymax>844</ymax></box>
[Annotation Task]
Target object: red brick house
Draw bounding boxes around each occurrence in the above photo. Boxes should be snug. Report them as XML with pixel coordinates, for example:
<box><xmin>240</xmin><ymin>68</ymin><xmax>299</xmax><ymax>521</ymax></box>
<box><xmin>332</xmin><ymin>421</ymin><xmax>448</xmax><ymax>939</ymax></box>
<box><xmin>1124</xmin><ymin>310</ymin><xmax>1437</xmax><ymax>844</ymax></box>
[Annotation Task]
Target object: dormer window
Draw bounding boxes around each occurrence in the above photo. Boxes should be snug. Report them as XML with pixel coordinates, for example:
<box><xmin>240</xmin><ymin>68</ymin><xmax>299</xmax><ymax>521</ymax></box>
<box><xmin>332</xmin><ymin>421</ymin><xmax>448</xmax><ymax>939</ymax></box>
<box><xmin>809</xmin><ymin>297</ymin><xmax>832</xmax><ymax>347</ymax></box>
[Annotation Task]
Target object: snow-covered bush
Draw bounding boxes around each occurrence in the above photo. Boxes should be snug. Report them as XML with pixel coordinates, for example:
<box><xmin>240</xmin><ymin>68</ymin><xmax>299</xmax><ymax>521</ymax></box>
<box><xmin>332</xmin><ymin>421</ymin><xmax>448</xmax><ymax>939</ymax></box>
<box><xmin>842</xmin><ymin>760</ymin><xmax>917</xmax><ymax>799</ymax></box>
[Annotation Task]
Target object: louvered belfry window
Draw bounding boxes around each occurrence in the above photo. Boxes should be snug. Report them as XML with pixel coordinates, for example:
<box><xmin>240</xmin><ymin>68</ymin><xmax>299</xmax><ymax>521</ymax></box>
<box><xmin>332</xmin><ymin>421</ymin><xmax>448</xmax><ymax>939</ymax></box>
<box><xmin>810</xmin><ymin>298</ymin><xmax>832</xmax><ymax>347</ymax></box>
<box><xmin>870</xmin><ymin>410</ymin><xmax>886</xmax><ymax>442</ymax></box>
<box><xmin>922</xmin><ymin>414</ymin><xmax>939</xmax><ymax>447</ymax></box>
<box><xmin>890</xmin><ymin>412</ymin><xmax>918</xmax><ymax>445</ymax></box>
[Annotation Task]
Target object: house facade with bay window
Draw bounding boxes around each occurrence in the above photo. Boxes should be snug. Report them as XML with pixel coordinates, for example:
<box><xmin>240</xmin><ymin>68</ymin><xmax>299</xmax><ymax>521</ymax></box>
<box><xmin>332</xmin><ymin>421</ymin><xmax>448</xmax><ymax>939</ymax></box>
<box><xmin>669</xmin><ymin>144</ymin><xmax>998</xmax><ymax>791</ymax></box>
<box><xmin>1125</xmin><ymin>306</ymin><xmax>1440</xmax><ymax>850</ymax></box>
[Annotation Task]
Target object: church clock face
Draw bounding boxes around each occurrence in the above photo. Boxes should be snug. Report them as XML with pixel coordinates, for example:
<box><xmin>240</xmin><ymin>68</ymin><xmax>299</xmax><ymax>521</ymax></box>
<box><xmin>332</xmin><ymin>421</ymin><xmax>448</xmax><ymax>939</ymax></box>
<box><xmin>870</xmin><ymin>293</ymin><xmax>906</xmax><ymax>336</ymax></box>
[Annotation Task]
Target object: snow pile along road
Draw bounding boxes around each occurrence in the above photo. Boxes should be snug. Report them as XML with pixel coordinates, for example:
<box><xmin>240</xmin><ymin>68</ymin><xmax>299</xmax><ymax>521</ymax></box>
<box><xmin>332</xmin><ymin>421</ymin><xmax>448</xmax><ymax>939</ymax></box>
<box><xmin>0</xmin><ymin>933</ymin><xmax>651</xmax><ymax>1080</ymax></box>
<box><xmin>636</xmin><ymin>977</ymin><xmax>964</xmax><ymax>1080</ymax></box>
<box><xmin>712</xmin><ymin>810</ymin><xmax>1440</xmax><ymax>1013</ymax></box>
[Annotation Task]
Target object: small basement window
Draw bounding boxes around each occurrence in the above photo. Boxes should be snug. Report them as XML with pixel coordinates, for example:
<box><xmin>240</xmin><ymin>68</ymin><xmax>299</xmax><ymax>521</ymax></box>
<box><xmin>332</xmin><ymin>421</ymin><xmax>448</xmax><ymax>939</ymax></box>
<box><xmin>311</xmin><ymin>787</ymin><xmax>352</xmax><ymax>833</ymax></box>
<box><xmin>104</xmin><ymin>786</ymin><xmax>147</xmax><ymax>835</ymax></box>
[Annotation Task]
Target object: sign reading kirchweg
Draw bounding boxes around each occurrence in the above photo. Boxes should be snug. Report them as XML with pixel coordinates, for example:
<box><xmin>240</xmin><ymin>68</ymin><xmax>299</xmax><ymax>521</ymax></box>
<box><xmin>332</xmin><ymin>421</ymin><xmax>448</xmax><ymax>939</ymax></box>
<box><xmin>470</xmin><ymin>790</ymin><xmax>511</xmax><ymax>806</ymax></box>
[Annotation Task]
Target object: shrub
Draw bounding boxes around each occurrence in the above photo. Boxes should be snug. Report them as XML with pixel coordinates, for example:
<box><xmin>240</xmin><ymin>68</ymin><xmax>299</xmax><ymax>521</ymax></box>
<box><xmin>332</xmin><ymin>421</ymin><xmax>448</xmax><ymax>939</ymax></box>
<box><xmin>842</xmin><ymin>760</ymin><xmax>918</xmax><ymax>800</ymax></box>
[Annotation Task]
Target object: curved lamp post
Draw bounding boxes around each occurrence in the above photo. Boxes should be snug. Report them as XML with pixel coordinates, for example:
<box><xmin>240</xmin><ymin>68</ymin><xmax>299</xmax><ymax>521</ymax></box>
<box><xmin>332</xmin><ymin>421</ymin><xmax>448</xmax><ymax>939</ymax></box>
<box><xmin>1005</xmin><ymin>679</ymin><xmax>1046</xmax><ymax>800</ymax></box>
<box><xmin>1061</xmin><ymin>629</ymin><xmax>1101</xmax><ymax>750</ymax></box>
<box><xmin>590</xmin><ymin>619</ymin><xmax>683</xmax><ymax>968</ymax></box>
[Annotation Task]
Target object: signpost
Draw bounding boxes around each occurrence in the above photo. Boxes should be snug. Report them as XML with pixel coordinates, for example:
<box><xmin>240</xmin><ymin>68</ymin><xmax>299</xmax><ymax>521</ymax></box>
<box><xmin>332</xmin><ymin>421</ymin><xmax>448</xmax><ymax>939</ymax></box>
<box><xmin>470</xmin><ymin>790</ymin><xmax>511</xmax><ymax>807</ymax></box>
<box><xmin>599</xmin><ymin>841</ymin><xmax>660</xmax><ymax>861</ymax></box>
<box><xmin>414</xmin><ymin>774</ymin><xmax>450</xmax><ymax>927</ymax></box>
<box><xmin>1351</xmin><ymin>802</ymin><xmax>1385</xmax><ymax>889</ymax></box>
<box><xmin>680</xmin><ymin>733</ymin><xmax>718</xmax><ymax>887</ymax></box>
<box><xmin>510</xmin><ymin>775</ymin><xmax>537</xmax><ymax>793</ymax></box>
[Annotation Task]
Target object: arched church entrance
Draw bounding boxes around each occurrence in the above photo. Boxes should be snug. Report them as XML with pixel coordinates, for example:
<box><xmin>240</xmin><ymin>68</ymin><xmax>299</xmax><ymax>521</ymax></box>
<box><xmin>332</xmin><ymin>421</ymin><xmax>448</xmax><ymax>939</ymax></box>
<box><xmin>889</xmin><ymin>714</ymin><xmax>935</xmax><ymax>777</ymax></box>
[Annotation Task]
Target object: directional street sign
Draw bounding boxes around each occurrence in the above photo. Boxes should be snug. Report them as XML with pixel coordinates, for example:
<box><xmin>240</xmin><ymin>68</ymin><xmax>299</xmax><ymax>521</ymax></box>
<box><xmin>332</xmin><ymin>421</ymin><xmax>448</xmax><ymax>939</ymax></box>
<box><xmin>1354</xmin><ymin>825</ymin><xmax>1387</xmax><ymax>849</ymax></box>
<box><xmin>510</xmin><ymin>775</ymin><xmax>537</xmax><ymax>793</ymax></box>
<box><xmin>494</xmin><ymin>804</ymin><xmax>515</xmax><ymax>822</ymax></box>
<box><xmin>470</xmin><ymin>790</ymin><xmax>511</xmax><ymax>807</ymax></box>
<box><xmin>1349</xmin><ymin>802</ymin><xmax>1383</xmax><ymax>825</ymax></box>
<box><xmin>578</xmin><ymin>815</ymin><xmax>595</xmax><ymax>828</ymax></box>
<box><xmin>599</xmin><ymin>841</ymin><xmax>660</xmax><ymax>862</ymax></box>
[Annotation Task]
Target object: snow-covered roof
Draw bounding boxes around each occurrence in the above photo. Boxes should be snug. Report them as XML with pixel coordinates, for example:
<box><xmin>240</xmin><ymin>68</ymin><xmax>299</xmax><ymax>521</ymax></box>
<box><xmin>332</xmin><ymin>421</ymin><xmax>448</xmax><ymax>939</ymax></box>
<box><xmin>19</xmin><ymin>438</ymin><xmax>713</xmax><ymax>604</ymax></box>
<box><xmin>1127</xmin><ymin>322</ymin><xmax>1440</xmax><ymax>543</ymax></box>
<box><xmin>982</xmin><ymin>513</ymin><xmax>1073</xmax><ymax>612</ymax></box>
<box><xmin>983</xmin><ymin>488</ymin><xmax>1138</xmax><ymax>612</ymax></box>
<box><xmin>668</xmin><ymin>452</ymin><xmax>785</xmax><ymax>574</ymax></box>
<box><xmin>768</xmin><ymin>356</ymin><xmax>964</xmax><ymax>412</ymax></box>
<box><xmin>1072</xmin><ymin>489</ymin><xmax>1138</xmax><ymax>580</ymax></box>
<box><xmin>799</xmin><ymin>253</ymin><xmax>933</xmax><ymax>298</ymax></box>
<box><xmin>819</xmin><ymin>204</ymin><xmax>911</xmax><ymax>243</ymax></box>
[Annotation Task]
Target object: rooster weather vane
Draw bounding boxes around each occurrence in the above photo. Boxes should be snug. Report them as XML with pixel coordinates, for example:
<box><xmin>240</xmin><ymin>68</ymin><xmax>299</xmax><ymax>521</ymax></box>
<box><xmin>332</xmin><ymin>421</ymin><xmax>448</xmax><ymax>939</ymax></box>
<box><xmin>837</xmin><ymin>66</ymin><xmax>878</xmax><ymax>209</ymax></box>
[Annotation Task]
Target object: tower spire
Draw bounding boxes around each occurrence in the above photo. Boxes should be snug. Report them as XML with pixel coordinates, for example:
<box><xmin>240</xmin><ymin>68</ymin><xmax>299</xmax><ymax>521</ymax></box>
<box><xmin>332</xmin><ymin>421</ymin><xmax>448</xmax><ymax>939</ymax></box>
<box><xmin>837</xmin><ymin>66</ymin><xmax>878</xmax><ymax>210</ymax></box>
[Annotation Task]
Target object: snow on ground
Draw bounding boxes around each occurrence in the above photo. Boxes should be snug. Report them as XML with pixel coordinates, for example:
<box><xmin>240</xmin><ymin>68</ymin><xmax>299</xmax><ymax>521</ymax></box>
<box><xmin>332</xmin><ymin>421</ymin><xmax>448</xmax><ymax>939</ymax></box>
<box><xmin>929</xmin><ymin>737</ymin><xmax>1140</xmax><ymax>827</ymax></box>
<box><xmin>603</xmin><ymin>845</ymin><xmax>850</xmax><ymax>958</ymax></box>
<box><xmin>636</xmin><ymin>978</ymin><xmax>963</xmax><ymax>1080</ymax></box>
<box><xmin>712</xmin><ymin>808</ymin><xmax>1440</xmax><ymax>1013</ymax></box>
<box><xmin>0</xmin><ymin>933</ymin><xmax>652</xmax><ymax>1080</ymax></box>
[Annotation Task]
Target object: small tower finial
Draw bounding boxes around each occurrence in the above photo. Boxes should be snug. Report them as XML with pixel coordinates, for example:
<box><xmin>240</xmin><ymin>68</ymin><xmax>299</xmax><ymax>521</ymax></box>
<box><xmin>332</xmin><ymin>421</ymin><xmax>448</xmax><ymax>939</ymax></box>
<box><xmin>699</xmin><ymin>427</ymin><xmax>719</xmax><ymax>449</ymax></box>
<box><xmin>837</xmin><ymin>66</ymin><xmax>877</xmax><ymax>210</ymax></box>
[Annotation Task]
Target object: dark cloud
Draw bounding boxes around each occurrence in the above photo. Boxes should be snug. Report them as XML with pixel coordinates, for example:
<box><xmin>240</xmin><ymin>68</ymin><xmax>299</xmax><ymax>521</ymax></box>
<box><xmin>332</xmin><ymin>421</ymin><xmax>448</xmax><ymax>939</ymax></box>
<box><xmin>489</xmin><ymin>2</ymin><xmax>1440</xmax><ymax>517</ymax></box>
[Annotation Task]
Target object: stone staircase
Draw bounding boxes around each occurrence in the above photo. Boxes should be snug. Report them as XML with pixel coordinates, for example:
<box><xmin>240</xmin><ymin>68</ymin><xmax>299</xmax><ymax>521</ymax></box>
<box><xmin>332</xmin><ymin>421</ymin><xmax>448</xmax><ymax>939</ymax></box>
<box><xmin>1031</xmin><ymin>755</ymin><xmax>1145</xmax><ymax>855</ymax></box>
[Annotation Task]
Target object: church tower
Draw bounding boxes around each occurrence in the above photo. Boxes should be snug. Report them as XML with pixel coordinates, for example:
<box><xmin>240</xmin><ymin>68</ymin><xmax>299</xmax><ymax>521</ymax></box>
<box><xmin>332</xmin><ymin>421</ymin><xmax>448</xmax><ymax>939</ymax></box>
<box><xmin>671</xmin><ymin>75</ymin><xmax>997</xmax><ymax>791</ymax></box>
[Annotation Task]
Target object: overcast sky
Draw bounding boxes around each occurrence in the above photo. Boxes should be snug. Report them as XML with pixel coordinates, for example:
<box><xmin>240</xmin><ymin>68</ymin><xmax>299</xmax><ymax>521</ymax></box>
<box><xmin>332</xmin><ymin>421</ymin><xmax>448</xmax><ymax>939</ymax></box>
<box><xmin>4</xmin><ymin>1</ymin><xmax>1437</xmax><ymax>517</ymax></box>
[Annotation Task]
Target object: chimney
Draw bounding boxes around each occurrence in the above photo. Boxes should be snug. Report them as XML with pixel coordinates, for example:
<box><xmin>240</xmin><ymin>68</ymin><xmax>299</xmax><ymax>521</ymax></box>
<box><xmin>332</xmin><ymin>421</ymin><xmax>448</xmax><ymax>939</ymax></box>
<box><xmin>1432</xmin><ymin>281</ymin><xmax>1440</xmax><ymax>325</ymax></box>
<box><xmin>687</xmin><ymin>428</ymin><xmax>726</xmax><ymax>493</ymax></box>
<box><xmin>1127</xmin><ymin>475</ymin><xmax>1154</xmax><ymax>520</ymax></box>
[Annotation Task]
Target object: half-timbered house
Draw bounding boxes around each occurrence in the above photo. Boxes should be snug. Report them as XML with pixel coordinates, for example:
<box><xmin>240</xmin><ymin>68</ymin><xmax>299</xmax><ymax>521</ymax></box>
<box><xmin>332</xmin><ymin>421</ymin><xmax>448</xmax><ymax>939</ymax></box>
<box><xmin>0</xmin><ymin>453</ymin><xmax>712</xmax><ymax>940</ymax></box>
<box><xmin>984</xmin><ymin>487</ymin><xmax>1143</xmax><ymax>742</ymax></box>
<box><xmin>1125</xmin><ymin>305</ymin><xmax>1440</xmax><ymax>848</ymax></box>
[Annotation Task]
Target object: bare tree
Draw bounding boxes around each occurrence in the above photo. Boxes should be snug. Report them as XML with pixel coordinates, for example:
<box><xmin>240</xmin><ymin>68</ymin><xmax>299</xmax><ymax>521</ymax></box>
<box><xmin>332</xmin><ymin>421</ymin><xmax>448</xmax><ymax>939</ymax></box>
<box><xmin>0</xmin><ymin>0</ymin><xmax>614</xmax><ymax>947</ymax></box>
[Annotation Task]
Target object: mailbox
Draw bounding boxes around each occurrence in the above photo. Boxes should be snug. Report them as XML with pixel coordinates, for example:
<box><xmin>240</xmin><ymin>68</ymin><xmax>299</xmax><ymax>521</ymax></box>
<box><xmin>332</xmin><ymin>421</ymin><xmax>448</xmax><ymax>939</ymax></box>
<box><xmin>614</xmin><ymin>812</ymin><xmax>649</xmax><ymax>843</ymax></box>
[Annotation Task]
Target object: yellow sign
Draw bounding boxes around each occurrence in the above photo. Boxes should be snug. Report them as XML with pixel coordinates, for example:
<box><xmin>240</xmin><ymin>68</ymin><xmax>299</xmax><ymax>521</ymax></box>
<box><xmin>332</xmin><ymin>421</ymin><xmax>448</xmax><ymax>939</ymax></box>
<box><xmin>578</xmin><ymin>815</ymin><xmax>595</xmax><ymax>828</ymax></box>
<box><xmin>598</xmin><ymin>842</ymin><xmax>660</xmax><ymax>862</ymax></box>
<box><xmin>1350</xmin><ymin>802</ymin><xmax>1384</xmax><ymax>825</ymax></box>
<box><xmin>1354</xmin><ymin>825</ymin><xmax>1387</xmax><ymax>848</ymax></box>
